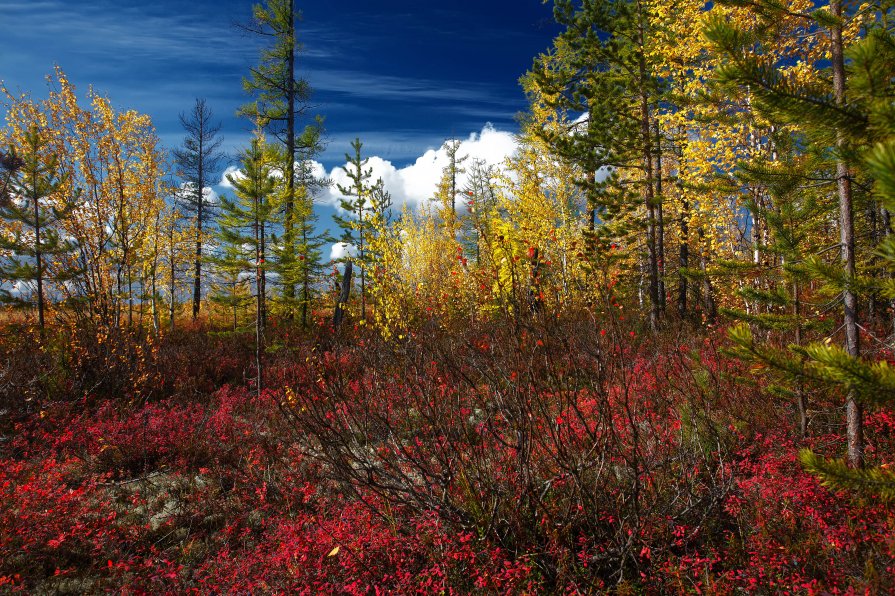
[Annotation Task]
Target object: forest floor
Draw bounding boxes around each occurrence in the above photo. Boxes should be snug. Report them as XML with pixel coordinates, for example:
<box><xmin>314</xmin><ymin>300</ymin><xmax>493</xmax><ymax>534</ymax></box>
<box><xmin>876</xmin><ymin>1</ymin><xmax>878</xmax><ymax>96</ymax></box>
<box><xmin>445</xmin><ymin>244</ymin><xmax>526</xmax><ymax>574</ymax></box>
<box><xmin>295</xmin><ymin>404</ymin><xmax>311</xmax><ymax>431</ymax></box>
<box><xmin>1</xmin><ymin>318</ymin><xmax>893</xmax><ymax>593</ymax></box>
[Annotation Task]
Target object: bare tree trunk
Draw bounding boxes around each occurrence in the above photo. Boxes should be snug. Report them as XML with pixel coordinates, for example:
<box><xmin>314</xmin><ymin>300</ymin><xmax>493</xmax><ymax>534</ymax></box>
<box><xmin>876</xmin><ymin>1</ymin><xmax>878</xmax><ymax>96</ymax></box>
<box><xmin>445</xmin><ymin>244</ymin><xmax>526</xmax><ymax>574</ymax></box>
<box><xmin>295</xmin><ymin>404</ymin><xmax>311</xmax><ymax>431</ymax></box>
<box><xmin>284</xmin><ymin>0</ymin><xmax>297</xmax><ymax>307</ymax></box>
<box><xmin>193</xmin><ymin>147</ymin><xmax>203</xmax><ymax>320</ymax></box>
<box><xmin>655</xmin><ymin>120</ymin><xmax>666</xmax><ymax>311</ymax></box>
<box><xmin>169</xmin><ymin>223</ymin><xmax>176</xmax><ymax>333</ymax></box>
<box><xmin>333</xmin><ymin>260</ymin><xmax>353</xmax><ymax>328</ymax></box>
<box><xmin>301</xmin><ymin>226</ymin><xmax>309</xmax><ymax>327</ymax></box>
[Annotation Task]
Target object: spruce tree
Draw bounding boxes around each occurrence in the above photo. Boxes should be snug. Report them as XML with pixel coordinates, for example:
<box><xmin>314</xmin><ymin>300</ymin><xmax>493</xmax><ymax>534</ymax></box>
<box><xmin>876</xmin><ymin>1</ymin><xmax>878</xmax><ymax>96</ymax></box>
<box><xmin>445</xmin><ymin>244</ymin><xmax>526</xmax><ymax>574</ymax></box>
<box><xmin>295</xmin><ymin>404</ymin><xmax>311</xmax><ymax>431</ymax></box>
<box><xmin>460</xmin><ymin>159</ymin><xmax>497</xmax><ymax>266</ymax></box>
<box><xmin>209</xmin><ymin>240</ymin><xmax>254</xmax><ymax>333</ymax></box>
<box><xmin>436</xmin><ymin>139</ymin><xmax>467</xmax><ymax>233</ymax></box>
<box><xmin>528</xmin><ymin>0</ymin><xmax>667</xmax><ymax>330</ymax></box>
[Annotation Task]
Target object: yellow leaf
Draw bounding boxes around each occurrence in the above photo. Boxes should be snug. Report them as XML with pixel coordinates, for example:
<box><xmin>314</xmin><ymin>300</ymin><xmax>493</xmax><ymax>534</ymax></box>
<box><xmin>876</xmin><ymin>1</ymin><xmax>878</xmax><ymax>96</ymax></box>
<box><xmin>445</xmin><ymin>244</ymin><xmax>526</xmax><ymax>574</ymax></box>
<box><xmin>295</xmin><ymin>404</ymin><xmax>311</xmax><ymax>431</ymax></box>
<box><xmin>327</xmin><ymin>546</ymin><xmax>340</xmax><ymax>557</ymax></box>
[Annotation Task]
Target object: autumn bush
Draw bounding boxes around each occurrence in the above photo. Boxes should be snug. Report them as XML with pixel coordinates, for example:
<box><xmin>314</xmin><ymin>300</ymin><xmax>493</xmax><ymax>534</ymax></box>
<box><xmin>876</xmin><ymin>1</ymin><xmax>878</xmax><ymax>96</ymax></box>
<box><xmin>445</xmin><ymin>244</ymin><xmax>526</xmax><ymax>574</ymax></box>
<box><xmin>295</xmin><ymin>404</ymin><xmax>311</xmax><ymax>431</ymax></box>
<box><xmin>1</xmin><ymin>314</ymin><xmax>894</xmax><ymax>593</ymax></box>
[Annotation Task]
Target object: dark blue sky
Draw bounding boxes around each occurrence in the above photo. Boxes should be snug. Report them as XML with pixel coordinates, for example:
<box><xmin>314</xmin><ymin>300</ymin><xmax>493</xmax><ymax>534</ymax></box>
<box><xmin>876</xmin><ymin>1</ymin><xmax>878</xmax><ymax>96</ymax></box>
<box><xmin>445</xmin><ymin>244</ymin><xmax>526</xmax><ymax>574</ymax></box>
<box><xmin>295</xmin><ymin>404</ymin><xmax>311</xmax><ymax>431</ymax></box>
<box><xmin>1</xmin><ymin>0</ymin><xmax>560</xmax><ymax>170</ymax></box>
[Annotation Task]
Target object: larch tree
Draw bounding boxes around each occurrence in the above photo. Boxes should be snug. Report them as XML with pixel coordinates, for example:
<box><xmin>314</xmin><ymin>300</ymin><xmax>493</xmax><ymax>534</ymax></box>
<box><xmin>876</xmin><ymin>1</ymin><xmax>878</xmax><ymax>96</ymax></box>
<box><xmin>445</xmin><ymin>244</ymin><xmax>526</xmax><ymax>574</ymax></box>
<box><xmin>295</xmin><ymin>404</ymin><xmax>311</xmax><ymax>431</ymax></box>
<box><xmin>172</xmin><ymin>98</ymin><xmax>225</xmax><ymax>321</ymax></box>
<box><xmin>239</xmin><ymin>0</ymin><xmax>323</xmax><ymax>309</ymax></box>
<box><xmin>216</xmin><ymin>131</ymin><xmax>279</xmax><ymax>396</ymax></box>
<box><xmin>0</xmin><ymin>125</ymin><xmax>80</xmax><ymax>331</ymax></box>
<box><xmin>333</xmin><ymin>138</ymin><xmax>373</xmax><ymax>320</ymax></box>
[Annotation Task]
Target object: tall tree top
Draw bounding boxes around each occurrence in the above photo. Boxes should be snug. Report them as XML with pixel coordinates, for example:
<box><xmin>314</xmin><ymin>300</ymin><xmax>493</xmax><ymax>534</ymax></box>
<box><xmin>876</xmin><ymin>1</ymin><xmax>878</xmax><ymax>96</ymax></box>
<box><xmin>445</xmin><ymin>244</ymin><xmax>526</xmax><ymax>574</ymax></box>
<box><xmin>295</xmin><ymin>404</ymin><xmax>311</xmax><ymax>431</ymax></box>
<box><xmin>237</xmin><ymin>0</ymin><xmax>313</xmax><ymax>147</ymax></box>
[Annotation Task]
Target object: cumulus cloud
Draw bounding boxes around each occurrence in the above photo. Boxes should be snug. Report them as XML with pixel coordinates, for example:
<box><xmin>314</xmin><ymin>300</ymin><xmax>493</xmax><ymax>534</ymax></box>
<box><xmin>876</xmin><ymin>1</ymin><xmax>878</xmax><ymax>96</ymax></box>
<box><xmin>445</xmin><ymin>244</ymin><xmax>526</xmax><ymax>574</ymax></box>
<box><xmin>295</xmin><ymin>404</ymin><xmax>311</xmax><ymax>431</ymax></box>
<box><xmin>329</xmin><ymin>242</ymin><xmax>356</xmax><ymax>263</ymax></box>
<box><xmin>214</xmin><ymin>124</ymin><xmax>523</xmax><ymax>264</ymax></box>
<box><xmin>315</xmin><ymin>123</ymin><xmax>518</xmax><ymax>211</ymax></box>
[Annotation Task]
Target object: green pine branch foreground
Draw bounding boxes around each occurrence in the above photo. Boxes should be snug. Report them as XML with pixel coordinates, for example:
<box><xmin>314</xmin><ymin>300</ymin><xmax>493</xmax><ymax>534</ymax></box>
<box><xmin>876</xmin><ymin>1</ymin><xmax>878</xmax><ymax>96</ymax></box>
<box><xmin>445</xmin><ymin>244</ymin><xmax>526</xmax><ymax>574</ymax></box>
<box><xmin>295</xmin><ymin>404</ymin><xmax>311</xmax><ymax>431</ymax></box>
<box><xmin>714</xmin><ymin>4</ymin><xmax>895</xmax><ymax>494</ymax></box>
<box><xmin>800</xmin><ymin>449</ymin><xmax>895</xmax><ymax>500</ymax></box>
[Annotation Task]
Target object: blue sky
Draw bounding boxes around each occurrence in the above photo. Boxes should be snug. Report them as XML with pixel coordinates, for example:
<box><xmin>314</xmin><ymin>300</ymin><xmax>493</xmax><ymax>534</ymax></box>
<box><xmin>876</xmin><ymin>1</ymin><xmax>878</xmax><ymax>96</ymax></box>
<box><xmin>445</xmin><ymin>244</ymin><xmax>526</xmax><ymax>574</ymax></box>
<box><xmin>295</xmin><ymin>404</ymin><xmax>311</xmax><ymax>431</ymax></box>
<box><xmin>0</xmin><ymin>0</ymin><xmax>560</xmax><ymax>170</ymax></box>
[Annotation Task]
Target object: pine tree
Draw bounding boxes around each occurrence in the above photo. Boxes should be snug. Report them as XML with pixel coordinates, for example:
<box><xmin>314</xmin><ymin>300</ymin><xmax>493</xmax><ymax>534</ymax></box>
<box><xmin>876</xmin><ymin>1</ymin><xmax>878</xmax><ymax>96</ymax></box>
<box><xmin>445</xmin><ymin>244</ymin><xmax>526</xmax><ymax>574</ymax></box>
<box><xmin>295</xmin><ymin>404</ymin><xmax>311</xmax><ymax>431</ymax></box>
<box><xmin>721</xmin><ymin>140</ymin><xmax>833</xmax><ymax>437</ymax></box>
<box><xmin>529</xmin><ymin>0</ymin><xmax>667</xmax><ymax>330</ymax></box>
<box><xmin>797</xmin><ymin>16</ymin><xmax>895</xmax><ymax>497</ymax></box>
<box><xmin>0</xmin><ymin>126</ymin><xmax>80</xmax><ymax>331</ymax></box>
<box><xmin>709</xmin><ymin>0</ymin><xmax>895</xmax><ymax>491</ymax></box>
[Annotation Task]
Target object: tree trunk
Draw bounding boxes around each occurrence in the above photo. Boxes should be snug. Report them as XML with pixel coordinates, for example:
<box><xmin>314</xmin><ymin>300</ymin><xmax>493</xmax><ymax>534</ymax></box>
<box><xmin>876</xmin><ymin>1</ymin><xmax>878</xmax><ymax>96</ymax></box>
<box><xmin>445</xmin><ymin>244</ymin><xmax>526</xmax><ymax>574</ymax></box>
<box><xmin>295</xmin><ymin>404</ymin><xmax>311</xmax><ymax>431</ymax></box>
<box><xmin>359</xmin><ymin>203</ymin><xmax>366</xmax><ymax>320</ymax></box>
<box><xmin>193</xmin><ymin>134</ymin><xmax>203</xmax><ymax>321</ymax></box>
<box><xmin>169</xmin><ymin>224</ymin><xmax>176</xmax><ymax>333</ymax></box>
<box><xmin>831</xmin><ymin>0</ymin><xmax>863</xmax><ymax>468</ymax></box>
<box><xmin>33</xmin><ymin>176</ymin><xmax>45</xmax><ymax>332</ymax></box>
<box><xmin>655</xmin><ymin>120</ymin><xmax>666</xmax><ymax>311</ymax></box>
<box><xmin>333</xmin><ymin>260</ymin><xmax>353</xmax><ymax>328</ymax></box>
<box><xmin>255</xmin><ymin>195</ymin><xmax>265</xmax><ymax>400</ymax></box>
<box><xmin>284</xmin><ymin>0</ymin><xmax>297</xmax><ymax>306</ymax></box>
<box><xmin>678</xmin><ymin>197</ymin><xmax>689</xmax><ymax>319</ymax></box>
<box><xmin>301</xmin><ymin>226</ymin><xmax>310</xmax><ymax>328</ymax></box>
<box><xmin>636</xmin><ymin>11</ymin><xmax>660</xmax><ymax>331</ymax></box>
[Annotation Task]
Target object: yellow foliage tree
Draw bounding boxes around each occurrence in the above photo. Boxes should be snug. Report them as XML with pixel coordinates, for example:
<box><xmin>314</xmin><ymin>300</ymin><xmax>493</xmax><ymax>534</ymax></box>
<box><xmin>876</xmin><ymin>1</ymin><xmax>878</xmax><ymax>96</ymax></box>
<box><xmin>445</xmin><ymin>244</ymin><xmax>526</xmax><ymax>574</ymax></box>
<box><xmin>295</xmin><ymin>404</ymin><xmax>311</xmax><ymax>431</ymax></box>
<box><xmin>3</xmin><ymin>67</ymin><xmax>169</xmax><ymax>328</ymax></box>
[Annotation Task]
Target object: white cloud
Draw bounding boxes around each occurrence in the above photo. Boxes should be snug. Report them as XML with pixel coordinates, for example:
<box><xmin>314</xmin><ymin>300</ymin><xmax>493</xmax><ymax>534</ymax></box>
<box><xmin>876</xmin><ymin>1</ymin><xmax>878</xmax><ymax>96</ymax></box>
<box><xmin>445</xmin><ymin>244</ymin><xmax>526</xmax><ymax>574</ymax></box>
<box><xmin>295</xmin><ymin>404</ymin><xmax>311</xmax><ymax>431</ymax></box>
<box><xmin>219</xmin><ymin>165</ymin><xmax>241</xmax><ymax>189</ymax></box>
<box><xmin>203</xmin><ymin>186</ymin><xmax>219</xmax><ymax>205</ymax></box>
<box><xmin>315</xmin><ymin>123</ymin><xmax>518</xmax><ymax>211</ymax></box>
<box><xmin>329</xmin><ymin>242</ymin><xmax>356</xmax><ymax>263</ymax></box>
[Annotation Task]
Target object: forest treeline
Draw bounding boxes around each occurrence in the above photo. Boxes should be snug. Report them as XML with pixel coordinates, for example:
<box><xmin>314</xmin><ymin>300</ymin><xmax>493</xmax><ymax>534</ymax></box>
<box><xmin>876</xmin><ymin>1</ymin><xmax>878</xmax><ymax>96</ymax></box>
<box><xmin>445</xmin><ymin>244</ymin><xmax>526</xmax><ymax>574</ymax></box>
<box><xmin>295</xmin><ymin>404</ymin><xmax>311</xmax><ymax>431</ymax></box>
<box><xmin>2</xmin><ymin>0</ymin><xmax>895</xmax><ymax>591</ymax></box>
